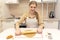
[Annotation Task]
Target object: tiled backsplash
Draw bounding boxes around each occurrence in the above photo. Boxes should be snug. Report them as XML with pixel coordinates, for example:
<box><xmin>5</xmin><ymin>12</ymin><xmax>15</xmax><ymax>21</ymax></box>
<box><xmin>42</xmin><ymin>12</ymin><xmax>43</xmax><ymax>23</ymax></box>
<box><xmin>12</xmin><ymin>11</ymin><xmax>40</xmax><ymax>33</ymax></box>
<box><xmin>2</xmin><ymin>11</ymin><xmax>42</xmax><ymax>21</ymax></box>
<box><xmin>8</xmin><ymin>3</ymin><xmax>42</xmax><ymax>18</ymax></box>
<box><xmin>0</xmin><ymin>0</ymin><xmax>55</xmax><ymax>19</ymax></box>
<box><xmin>7</xmin><ymin>3</ymin><xmax>55</xmax><ymax>19</ymax></box>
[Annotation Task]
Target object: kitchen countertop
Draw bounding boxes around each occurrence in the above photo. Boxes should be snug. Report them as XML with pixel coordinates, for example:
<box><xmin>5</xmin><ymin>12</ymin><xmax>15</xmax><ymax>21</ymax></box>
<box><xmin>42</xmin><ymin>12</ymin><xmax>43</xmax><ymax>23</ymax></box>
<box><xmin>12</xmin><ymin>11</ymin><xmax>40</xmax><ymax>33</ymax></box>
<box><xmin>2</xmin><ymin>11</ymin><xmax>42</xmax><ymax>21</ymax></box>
<box><xmin>0</xmin><ymin>28</ymin><xmax>60</xmax><ymax>40</ymax></box>
<box><xmin>0</xmin><ymin>18</ymin><xmax>60</xmax><ymax>21</ymax></box>
<box><xmin>44</xmin><ymin>18</ymin><xmax>60</xmax><ymax>21</ymax></box>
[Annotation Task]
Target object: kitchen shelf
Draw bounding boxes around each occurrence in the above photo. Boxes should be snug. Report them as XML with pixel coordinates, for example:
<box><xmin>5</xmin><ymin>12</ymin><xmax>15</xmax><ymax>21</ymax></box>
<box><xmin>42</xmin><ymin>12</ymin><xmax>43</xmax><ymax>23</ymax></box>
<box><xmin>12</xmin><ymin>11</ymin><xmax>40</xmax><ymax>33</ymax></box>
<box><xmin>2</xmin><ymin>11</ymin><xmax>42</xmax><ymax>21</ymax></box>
<box><xmin>43</xmin><ymin>0</ymin><xmax>57</xmax><ymax>3</ymax></box>
<box><xmin>30</xmin><ymin>0</ymin><xmax>57</xmax><ymax>3</ymax></box>
<box><xmin>30</xmin><ymin>0</ymin><xmax>41</xmax><ymax>3</ymax></box>
<box><xmin>4</xmin><ymin>0</ymin><xmax>19</xmax><ymax>4</ymax></box>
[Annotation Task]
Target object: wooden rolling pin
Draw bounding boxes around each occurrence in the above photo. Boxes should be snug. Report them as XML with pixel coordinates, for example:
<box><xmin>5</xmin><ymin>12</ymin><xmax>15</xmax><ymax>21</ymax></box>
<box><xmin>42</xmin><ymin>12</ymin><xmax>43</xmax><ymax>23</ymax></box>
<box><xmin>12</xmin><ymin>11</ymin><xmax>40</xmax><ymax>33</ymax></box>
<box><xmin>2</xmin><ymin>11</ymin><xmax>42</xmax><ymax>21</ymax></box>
<box><xmin>21</xmin><ymin>30</ymin><xmax>37</xmax><ymax>35</ymax></box>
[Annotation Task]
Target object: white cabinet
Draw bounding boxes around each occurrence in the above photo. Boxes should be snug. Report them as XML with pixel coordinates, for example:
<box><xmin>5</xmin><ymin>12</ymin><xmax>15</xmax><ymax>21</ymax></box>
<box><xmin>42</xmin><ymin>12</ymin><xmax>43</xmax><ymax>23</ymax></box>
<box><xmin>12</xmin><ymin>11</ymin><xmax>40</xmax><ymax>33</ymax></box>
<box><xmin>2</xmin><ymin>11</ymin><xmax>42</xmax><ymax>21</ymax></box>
<box><xmin>43</xmin><ymin>0</ymin><xmax>57</xmax><ymax>3</ymax></box>
<box><xmin>30</xmin><ymin>0</ymin><xmax>41</xmax><ymax>3</ymax></box>
<box><xmin>44</xmin><ymin>21</ymin><xmax>58</xmax><ymax>29</ymax></box>
<box><xmin>2</xmin><ymin>19</ymin><xmax>15</xmax><ymax>31</ymax></box>
<box><xmin>4</xmin><ymin>0</ymin><xmax>19</xmax><ymax>4</ymax></box>
<box><xmin>0</xmin><ymin>20</ymin><xmax>3</xmax><ymax>32</ymax></box>
<box><xmin>30</xmin><ymin>0</ymin><xmax>57</xmax><ymax>3</ymax></box>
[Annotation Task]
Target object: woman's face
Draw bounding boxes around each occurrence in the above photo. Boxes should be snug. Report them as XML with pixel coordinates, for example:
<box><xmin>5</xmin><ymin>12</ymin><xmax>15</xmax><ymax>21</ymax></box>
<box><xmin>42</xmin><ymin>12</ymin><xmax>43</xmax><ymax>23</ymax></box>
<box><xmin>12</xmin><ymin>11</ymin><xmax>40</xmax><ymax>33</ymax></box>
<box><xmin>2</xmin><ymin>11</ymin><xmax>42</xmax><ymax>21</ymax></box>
<box><xmin>29</xmin><ymin>4</ymin><xmax>37</xmax><ymax>14</ymax></box>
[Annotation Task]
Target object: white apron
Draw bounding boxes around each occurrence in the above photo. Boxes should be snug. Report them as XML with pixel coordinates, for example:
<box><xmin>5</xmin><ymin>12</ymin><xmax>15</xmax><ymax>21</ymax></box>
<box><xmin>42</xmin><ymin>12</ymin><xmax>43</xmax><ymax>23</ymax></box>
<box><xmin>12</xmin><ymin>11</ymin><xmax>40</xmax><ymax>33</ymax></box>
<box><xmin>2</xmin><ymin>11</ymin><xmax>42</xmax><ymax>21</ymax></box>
<box><xmin>26</xmin><ymin>17</ymin><xmax>38</xmax><ymax>28</ymax></box>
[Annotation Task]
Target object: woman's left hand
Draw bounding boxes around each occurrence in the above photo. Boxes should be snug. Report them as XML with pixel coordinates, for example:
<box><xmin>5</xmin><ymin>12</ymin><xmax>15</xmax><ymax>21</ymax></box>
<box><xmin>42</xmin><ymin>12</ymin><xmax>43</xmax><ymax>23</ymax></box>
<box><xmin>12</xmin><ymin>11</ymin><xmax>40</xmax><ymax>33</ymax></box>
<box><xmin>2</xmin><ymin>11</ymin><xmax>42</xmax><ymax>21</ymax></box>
<box><xmin>37</xmin><ymin>28</ymin><xmax>43</xmax><ymax>34</ymax></box>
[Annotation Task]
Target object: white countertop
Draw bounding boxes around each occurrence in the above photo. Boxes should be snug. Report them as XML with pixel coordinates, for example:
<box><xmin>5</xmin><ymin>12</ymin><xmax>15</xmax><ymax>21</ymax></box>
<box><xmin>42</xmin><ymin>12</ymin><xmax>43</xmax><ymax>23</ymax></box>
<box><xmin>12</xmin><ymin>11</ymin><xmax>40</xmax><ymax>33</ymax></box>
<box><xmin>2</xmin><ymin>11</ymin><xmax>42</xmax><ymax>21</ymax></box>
<box><xmin>0</xmin><ymin>18</ymin><xmax>60</xmax><ymax>21</ymax></box>
<box><xmin>44</xmin><ymin>18</ymin><xmax>60</xmax><ymax>21</ymax></box>
<box><xmin>0</xmin><ymin>28</ymin><xmax>60</xmax><ymax>40</ymax></box>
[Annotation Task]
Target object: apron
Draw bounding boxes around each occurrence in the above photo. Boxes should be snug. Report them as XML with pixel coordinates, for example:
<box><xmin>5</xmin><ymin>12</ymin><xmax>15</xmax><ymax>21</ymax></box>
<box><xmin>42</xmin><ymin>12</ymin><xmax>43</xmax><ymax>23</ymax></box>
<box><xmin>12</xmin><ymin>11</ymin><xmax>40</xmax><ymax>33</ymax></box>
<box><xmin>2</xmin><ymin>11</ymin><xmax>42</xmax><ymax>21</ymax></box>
<box><xmin>26</xmin><ymin>17</ymin><xmax>38</xmax><ymax>28</ymax></box>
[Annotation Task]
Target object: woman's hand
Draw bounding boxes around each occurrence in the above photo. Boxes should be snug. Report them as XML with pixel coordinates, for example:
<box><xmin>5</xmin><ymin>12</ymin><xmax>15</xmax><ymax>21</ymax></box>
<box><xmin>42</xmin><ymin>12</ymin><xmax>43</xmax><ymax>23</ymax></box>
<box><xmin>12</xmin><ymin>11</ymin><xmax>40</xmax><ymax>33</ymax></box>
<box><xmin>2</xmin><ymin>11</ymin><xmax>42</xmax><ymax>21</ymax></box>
<box><xmin>37</xmin><ymin>28</ymin><xmax>43</xmax><ymax>34</ymax></box>
<box><xmin>15</xmin><ymin>29</ymin><xmax>21</xmax><ymax>36</ymax></box>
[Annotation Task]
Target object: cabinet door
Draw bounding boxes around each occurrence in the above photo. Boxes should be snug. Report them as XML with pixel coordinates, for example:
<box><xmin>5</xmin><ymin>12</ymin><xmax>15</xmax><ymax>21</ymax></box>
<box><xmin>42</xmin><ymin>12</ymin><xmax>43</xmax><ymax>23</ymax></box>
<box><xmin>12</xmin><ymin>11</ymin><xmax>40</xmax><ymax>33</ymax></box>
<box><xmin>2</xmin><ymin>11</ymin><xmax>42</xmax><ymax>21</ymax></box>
<box><xmin>0</xmin><ymin>20</ymin><xmax>3</xmax><ymax>32</ymax></box>
<box><xmin>30</xmin><ymin>0</ymin><xmax>41</xmax><ymax>3</ymax></box>
<box><xmin>5</xmin><ymin>0</ymin><xmax>19</xmax><ymax>4</ymax></box>
<box><xmin>44</xmin><ymin>21</ymin><xmax>58</xmax><ymax>29</ymax></box>
<box><xmin>2</xmin><ymin>20</ymin><xmax>14</xmax><ymax>30</ymax></box>
<box><xmin>43</xmin><ymin>0</ymin><xmax>57</xmax><ymax>3</ymax></box>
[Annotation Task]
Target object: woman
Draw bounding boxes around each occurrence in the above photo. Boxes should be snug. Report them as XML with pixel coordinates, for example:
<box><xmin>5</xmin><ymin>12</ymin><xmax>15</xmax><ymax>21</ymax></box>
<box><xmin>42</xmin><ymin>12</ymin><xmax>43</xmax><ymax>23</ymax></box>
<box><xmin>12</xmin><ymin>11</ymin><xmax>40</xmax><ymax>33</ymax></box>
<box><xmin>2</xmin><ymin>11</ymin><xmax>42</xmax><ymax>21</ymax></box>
<box><xmin>15</xmin><ymin>1</ymin><xmax>44</xmax><ymax>35</ymax></box>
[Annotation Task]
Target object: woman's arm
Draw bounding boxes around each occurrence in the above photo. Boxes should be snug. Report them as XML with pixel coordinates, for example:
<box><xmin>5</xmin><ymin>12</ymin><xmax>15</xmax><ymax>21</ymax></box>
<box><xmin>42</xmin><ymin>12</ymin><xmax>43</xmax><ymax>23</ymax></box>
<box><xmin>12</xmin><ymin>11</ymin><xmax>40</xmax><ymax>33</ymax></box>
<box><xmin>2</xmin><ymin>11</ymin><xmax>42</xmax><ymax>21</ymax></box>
<box><xmin>36</xmin><ymin>12</ymin><xmax>44</xmax><ymax>33</ymax></box>
<box><xmin>38</xmin><ymin>13</ymin><xmax>44</xmax><ymax>29</ymax></box>
<box><xmin>15</xmin><ymin>13</ymin><xmax>27</xmax><ymax>30</ymax></box>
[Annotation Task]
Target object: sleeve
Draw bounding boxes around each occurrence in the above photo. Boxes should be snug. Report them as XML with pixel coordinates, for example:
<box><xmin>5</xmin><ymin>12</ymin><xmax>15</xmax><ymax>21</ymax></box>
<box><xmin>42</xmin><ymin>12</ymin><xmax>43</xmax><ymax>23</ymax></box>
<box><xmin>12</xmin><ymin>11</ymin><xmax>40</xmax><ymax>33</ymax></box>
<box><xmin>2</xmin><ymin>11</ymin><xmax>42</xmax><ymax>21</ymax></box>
<box><xmin>18</xmin><ymin>13</ymin><xmax>27</xmax><ymax>24</ymax></box>
<box><xmin>38</xmin><ymin>13</ymin><xmax>44</xmax><ymax>29</ymax></box>
<box><xmin>15</xmin><ymin>13</ymin><xmax>27</xmax><ymax>29</ymax></box>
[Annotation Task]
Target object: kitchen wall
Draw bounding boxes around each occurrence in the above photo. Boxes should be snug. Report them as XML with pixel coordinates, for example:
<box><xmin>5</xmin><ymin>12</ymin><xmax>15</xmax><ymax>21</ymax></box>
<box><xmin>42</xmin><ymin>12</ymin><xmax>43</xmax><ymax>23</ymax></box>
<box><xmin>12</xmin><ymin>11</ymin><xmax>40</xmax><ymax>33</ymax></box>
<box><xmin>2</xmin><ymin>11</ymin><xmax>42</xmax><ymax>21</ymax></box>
<box><xmin>7</xmin><ymin>1</ymin><xmax>42</xmax><ymax>18</ymax></box>
<box><xmin>0</xmin><ymin>0</ymin><xmax>12</xmax><ymax>32</ymax></box>
<box><xmin>55</xmin><ymin>0</ymin><xmax>60</xmax><ymax>19</ymax></box>
<box><xmin>0</xmin><ymin>0</ymin><xmax>12</xmax><ymax>18</ymax></box>
<box><xmin>55</xmin><ymin>0</ymin><xmax>60</xmax><ymax>29</ymax></box>
<box><xmin>0</xmin><ymin>0</ymin><xmax>55</xmax><ymax>19</ymax></box>
<box><xmin>43</xmin><ymin>3</ymin><xmax>55</xmax><ymax>19</ymax></box>
<box><xmin>7</xmin><ymin>1</ymin><xmax>55</xmax><ymax>19</ymax></box>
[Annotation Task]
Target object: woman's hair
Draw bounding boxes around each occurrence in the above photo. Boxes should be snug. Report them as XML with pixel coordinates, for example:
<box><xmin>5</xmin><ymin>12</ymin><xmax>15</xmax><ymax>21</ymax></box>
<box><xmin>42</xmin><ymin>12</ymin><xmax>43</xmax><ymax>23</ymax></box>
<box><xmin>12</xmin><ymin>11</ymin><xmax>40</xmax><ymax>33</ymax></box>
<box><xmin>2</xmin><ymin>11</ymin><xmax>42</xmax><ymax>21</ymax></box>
<box><xmin>33</xmin><ymin>11</ymin><xmax>39</xmax><ymax>26</ymax></box>
<box><xmin>29</xmin><ymin>1</ymin><xmax>37</xmax><ymax>6</ymax></box>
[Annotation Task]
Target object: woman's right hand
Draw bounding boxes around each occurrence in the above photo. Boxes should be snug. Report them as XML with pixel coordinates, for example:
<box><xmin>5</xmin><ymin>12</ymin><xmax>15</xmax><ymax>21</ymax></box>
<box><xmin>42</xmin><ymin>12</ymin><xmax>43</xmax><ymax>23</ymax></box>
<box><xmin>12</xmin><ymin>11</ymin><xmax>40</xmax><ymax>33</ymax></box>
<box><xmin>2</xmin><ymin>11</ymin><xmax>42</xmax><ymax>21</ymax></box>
<box><xmin>15</xmin><ymin>29</ymin><xmax>21</xmax><ymax>36</ymax></box>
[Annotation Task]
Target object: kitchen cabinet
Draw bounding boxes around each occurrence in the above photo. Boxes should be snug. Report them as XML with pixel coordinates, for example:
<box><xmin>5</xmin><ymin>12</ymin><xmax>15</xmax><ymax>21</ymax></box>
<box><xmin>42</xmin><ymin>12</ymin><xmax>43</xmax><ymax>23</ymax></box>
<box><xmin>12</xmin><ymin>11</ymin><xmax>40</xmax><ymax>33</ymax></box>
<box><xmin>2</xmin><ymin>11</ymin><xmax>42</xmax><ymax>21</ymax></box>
<box><xmin>2</xmin><ymin>19</ymin><xmax>15</xmax><ymax>31</ymax></box>
<box><xmin>44</xmin><ymin>20</ymin><xmax>58</xmax><ymax>29</ymax></box>
<box><xmin>30</xmin><ymin>0</ymin><xmax>57</xmax><ymax>3</ymax></box>
<box><xmin>5</xmin><ymin>0</ymin><xmax>19</xmax><ymax>4</ymax></box>
<box><xmin>30</xmin><ymin>0</ymin><xmax>41</xmax><ymax>3</ymax></box>
<box><xmin>0</xmin><ymin>20</ymin><xmax>3</xmax><ymax>32</ymax></box>
<box><xmin>43</xmin><ymin>0</ymin><xmax>57</xmax><ymax>3</ymax></box>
